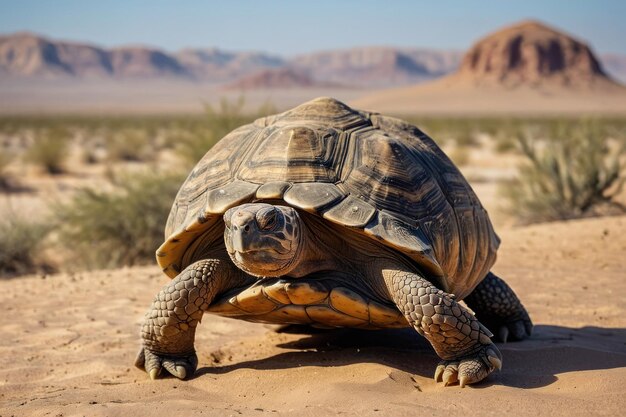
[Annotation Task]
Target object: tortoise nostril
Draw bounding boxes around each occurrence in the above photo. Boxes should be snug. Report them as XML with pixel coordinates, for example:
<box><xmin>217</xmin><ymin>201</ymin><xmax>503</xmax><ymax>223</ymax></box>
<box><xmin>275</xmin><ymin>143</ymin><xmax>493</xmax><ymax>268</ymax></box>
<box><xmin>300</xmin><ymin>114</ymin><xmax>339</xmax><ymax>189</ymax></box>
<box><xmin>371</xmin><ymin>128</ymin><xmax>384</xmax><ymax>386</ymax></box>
<box><xmin>244</xmin><ymin>225</ymin><xmax>250</xmax><ymax>232</ymax></box>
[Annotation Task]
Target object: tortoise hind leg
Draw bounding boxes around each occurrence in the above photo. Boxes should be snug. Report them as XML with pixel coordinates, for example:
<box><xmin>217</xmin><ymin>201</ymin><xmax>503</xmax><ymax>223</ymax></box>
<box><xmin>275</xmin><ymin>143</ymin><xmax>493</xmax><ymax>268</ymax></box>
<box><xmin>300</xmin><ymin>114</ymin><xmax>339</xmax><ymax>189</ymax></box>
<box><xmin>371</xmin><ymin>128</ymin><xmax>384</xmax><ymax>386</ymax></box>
<box><xmin>464</xmin><ymin>272</ymin><xmax>533</xmax><ymax>343</ymax></box>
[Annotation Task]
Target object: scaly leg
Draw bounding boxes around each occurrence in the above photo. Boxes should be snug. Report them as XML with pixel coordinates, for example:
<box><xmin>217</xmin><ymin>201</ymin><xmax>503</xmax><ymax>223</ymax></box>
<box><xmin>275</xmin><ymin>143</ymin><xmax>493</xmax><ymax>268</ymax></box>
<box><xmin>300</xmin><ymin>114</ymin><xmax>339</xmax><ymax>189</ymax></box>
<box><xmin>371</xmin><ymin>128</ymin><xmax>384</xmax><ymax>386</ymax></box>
<box><xmin>135</xmin><ymin>258</ymin><xmax>252</xmax><ymax>379</ymax></box>
<box><xmin>464</xmin><ymin>272</ymin><xmax>532</xmax><ymax>343</ymax></box>
<box><xmin>384</xmin><ymin>268</ymin><xmax>502</xmax><ymax>387</ymax></box>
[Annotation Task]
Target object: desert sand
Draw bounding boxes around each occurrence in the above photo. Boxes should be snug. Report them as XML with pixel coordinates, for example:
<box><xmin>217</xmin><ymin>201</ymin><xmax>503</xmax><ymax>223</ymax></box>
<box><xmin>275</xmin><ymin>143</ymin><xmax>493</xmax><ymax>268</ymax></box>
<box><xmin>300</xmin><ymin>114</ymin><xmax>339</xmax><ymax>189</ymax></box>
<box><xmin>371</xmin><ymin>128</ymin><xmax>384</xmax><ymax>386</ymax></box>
<box><xmin>1</xmin><ymin>212</ymin><xmax>625</xmax><ymax>416</ymax></box>
<box><xmin>351</xmin><ymin>79</ymin><xmax>626</xmax><ymax>116</ymax></box>
<box><xmin>0</xmin><ymin>79</ymin><xmax>367</xmax><ymax>115</ymax></box>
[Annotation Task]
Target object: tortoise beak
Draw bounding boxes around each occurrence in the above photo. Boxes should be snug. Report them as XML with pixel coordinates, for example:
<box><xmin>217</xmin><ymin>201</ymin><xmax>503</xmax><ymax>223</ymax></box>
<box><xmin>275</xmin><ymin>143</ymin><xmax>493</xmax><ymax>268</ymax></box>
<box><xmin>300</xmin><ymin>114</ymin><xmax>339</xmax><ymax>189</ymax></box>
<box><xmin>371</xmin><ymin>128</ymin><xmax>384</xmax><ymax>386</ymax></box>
<box><xmin>229</xmin><ymin>210</ymin><xmax>256</xmax><ymax>253</ymax></box>
<box><xmin>230</xmin><ymin>231</ymin><xmax>246</xmax><ymax>253</ymax></box>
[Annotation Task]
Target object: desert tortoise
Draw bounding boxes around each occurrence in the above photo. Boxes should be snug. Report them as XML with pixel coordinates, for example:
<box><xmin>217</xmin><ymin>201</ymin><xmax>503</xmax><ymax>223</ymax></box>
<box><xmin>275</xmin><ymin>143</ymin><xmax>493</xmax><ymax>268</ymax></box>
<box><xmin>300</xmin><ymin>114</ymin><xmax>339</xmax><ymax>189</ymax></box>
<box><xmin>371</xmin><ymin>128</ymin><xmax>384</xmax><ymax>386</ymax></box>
<box><xmin>136</xmin><ymin>97</ymin><xmax>532</xmax><ymax>387</ymax></box>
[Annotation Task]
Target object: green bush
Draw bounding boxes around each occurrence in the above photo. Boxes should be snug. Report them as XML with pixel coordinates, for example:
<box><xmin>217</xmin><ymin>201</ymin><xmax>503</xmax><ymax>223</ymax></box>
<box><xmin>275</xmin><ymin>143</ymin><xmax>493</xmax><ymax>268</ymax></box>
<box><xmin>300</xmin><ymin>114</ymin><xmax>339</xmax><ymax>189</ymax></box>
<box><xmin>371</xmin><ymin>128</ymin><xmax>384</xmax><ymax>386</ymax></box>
<box><xmin>502</xmin><ymin>120</ymin><xmax>626</xmax><ymax>224</ymax></box>
<box><xmin>0</xmin><ymin>211</ymin><xmax>51</xmax><ymax>276</ymax></box>
<box><xmin>54</xmin><ymin>170</ymin><xmax>185</xmax><ymax>269</ymax></box>
<box><xmin>25</xmin><ymin>127</ymin><xmax>70</xmax><ymax>174</ymax></box>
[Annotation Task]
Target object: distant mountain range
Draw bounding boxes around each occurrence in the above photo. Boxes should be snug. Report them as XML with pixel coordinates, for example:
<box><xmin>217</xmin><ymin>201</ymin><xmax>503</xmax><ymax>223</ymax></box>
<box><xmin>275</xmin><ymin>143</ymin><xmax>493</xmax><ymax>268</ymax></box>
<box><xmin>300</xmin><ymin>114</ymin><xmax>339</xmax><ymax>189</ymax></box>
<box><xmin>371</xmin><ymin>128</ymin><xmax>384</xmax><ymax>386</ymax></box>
<box><xmin>0</xmin><ymin>32</ymin><xmax>458</xmax><ymax>88</ymax></box>
<box><xmin>2</xmin><ymin>31</ymin><xmax>625</xmax><ymax>88</ymax></box>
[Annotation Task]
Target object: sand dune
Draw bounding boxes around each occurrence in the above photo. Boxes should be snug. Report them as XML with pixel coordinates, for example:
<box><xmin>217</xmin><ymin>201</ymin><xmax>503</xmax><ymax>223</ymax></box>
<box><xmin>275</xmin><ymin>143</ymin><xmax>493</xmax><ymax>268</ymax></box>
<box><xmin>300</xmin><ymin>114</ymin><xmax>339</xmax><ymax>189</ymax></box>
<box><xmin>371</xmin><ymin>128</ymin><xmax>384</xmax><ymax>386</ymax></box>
<box><xmin>1</xmin><ymin>215</ymin><xmax>625</xmax><ymax>416</ymax></box>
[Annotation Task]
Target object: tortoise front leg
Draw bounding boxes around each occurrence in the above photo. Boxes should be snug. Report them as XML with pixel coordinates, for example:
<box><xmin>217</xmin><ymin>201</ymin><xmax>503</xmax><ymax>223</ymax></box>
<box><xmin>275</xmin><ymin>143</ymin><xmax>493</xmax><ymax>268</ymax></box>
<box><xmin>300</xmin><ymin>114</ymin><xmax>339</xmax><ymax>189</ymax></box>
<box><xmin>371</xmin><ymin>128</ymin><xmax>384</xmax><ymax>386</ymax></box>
<box><xmin>383</xmin><ymin>268</ymin><xmax>502</xmax><ymax>387</ymax></box>
<box><xmin>135</xmin><ymin>259</ymin><xmax>250</xmax><ymax>380</ymax></box>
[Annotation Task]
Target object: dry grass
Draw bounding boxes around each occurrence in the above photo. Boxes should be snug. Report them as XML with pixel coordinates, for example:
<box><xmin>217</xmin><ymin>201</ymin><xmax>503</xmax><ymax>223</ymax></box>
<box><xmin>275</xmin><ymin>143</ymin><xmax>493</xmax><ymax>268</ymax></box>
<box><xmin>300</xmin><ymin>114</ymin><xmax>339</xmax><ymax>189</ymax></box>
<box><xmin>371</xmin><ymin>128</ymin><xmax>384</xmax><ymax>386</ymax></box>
<box><xmin>0</xmin><ymin>210</ymin><xmax>51</xmax><ymax>277</ymax></box>
<box><xmin>53</xmin><ymin>170</ymin><xmax>185</xmax><ymax>269</ymax></box>
<box><xmin>25</xmin><ymin>127</ymin><xmax>70</xmax><ymax>174</ymax></box>
<box><xmin>106</xmin><ymin>128</ymin><xmax>155</xmax><ymax>162</ymax></box>
<box><xmin>0</xmin><ymin>150</ymin><xmax>12</xmax><ymax>188</ymax></box>
<box><xmin>175</xmin><ymin>98</ymin><xmax>276</xmax><ymax>167</ymax></box>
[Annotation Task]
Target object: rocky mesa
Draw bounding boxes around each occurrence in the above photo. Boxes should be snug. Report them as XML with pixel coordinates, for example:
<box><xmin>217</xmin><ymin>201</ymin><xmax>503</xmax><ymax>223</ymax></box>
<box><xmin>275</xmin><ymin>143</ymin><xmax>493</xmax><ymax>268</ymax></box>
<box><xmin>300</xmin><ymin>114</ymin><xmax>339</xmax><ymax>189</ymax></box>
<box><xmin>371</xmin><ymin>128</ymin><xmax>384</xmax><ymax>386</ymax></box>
<box><xmin>353</xmin><ymin>20</ymin><xmax>626</xmax><ymax>115</ymax></box>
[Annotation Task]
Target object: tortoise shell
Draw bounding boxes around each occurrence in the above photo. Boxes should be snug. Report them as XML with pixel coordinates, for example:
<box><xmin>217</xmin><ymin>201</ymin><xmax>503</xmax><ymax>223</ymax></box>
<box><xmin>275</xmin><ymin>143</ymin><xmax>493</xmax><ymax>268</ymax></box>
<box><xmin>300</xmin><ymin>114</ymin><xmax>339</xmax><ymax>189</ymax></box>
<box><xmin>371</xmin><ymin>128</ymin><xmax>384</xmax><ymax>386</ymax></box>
<box><xmin>157</xmin><ymin>97</ymin><xmax>499</xmax><ymax>300</ymax></box>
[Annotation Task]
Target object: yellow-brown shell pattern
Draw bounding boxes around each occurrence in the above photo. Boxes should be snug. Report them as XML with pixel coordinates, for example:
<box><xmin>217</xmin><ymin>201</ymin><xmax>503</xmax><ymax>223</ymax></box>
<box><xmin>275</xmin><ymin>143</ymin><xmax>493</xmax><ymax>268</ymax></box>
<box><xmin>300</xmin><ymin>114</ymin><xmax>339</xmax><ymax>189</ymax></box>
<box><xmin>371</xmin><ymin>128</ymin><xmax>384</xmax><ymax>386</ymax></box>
<box><xmin>158</xmin><ymin>97</ymin><xmax>500</xmax><ymax>300</ymax></box>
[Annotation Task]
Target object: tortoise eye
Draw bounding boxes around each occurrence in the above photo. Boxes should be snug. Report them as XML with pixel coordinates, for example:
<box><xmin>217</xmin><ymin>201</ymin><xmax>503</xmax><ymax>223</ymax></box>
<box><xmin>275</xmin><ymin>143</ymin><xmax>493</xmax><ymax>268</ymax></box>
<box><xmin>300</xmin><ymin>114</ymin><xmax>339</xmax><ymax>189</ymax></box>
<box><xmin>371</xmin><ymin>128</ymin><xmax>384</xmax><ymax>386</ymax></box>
<box><xmin>257</xmin><ymin>208</ymin><xmax>278</xmax><ymax>231</ymax></box>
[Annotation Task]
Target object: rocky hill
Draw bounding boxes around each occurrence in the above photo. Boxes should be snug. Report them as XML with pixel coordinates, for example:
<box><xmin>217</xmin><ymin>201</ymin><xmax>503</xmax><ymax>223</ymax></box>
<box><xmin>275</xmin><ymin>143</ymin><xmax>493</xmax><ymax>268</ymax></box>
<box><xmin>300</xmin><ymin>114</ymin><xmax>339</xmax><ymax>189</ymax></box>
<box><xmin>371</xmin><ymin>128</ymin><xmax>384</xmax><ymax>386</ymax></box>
<box><xmin>288</xmin><ymin>47</ymin><xmax>461</xmax><ymax>87</ymax></box>
<box><xmin>0</xmin><ymin>32</ymin><xmax>193</xmax><ymax>79</ymax></box>
<box><xmin>353</xmin><ymin>20</ymin><xmax>626</xmax><ymax>114</ymax></box>
<box><xmin>0</xmin><ymin>32</ymin><xmax>280</xmax><ymax>82</ymax></box>
<box><xmin>601</xmin><ymin>53</ymin><xmax>626</xmax><ymax>84</ymax></box>
<box><xmin>176</xmin><ymin>48</ymin><xmax>284</xmax><ymax>82</ymax></box>
<box><xmin>455</xmin><ymin>20</ymin><xmax>615</xmax><ymax>88</ymax></box>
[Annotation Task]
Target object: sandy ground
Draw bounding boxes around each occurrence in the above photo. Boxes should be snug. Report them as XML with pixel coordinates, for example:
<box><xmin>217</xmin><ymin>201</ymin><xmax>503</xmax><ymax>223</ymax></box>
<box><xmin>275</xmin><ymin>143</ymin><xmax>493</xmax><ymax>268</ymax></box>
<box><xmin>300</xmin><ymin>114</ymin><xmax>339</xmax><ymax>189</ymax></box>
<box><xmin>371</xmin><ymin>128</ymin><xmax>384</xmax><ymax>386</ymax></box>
<box><xmin>0</xmin><ymin>80</ymin><xmax>366</xmax><ymax>115</ymax></box>
<box><xmin>1</xmin><ymin>213</ymin><xmax>625</xmax><ymax>416</ymax></box>
<box><xmin>5</xmin><ymin>78</ymin><xmax>626</xmax><ymax>117</ymax></box>
<box><xmin>351</xmin><ymin>77</ymin><xmax>626</xmax><ymax>116</ymax></box>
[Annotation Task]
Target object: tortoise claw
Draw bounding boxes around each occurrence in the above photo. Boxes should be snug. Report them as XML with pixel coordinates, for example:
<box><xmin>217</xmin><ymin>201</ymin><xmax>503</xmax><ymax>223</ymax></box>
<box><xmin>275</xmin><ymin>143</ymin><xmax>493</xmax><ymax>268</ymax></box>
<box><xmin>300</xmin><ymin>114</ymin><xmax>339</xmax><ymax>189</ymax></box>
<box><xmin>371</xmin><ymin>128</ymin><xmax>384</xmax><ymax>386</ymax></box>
<box><xmin>135</xmin><ymin>346</ymin><xmax>197</xmax><ymax>380</ymax></box>
<box><xmin>492</xmin><ymin>315</ymin><xmax>533</xmax><ymax>343</ymax></box>
<box><xmin>434</xmin><ymin>364</ymin><xmax>446</xmax><ymax>382</ymax></box>
<box><xmin>435</xmin><ymin>344</ymin><xmax>502</xmax><ymax>388</ymax></box>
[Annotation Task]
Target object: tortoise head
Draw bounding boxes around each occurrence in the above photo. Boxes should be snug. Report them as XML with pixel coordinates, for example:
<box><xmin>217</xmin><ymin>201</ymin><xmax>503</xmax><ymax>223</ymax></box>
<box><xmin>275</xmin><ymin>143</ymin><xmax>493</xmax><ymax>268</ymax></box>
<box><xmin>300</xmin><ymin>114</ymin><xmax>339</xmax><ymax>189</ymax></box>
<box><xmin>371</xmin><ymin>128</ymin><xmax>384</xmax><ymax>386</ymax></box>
<box><xmin>224</xmin><ymin>203</ymin><xmax>304</xmax><ymax>277</ymax></box>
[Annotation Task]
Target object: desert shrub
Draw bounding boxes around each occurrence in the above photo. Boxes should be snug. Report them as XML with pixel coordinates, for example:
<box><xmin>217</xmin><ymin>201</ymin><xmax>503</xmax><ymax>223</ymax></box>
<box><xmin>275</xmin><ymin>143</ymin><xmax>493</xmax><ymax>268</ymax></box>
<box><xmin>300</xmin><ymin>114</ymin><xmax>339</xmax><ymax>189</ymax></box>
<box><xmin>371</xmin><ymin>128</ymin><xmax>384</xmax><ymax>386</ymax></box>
<box><xmin>175</xmin><ymin>98</ymin><xmax>276</xmax><ymax>167</ymax></box>
<box><xmin>494</xmin><ymin>133</ymin><xmax>518</xmax><ymax>153</ymax></box>
<box><xmin>0</xmin><ymin>211</ymin><xmax>51</xmax><ymax>276</ymax></box>
<box><xmin>502</xmin><ymin>121</ymin><xmax>625</xmax><ymax>224</ymax></box>
<box><xmin>106</xmin><ymin>128</ymin><xmax>154</xmax><ymax>162</ymax></box>
<box><xmin>0</xmin><ymin>150</ymin><xmax>13</xmax><ymax>188</ymax></box>
<box><xmin>493</xmin><ymin>122</ymin><xmax>523</xmax><ymax>154</ymax></box>
<box><xmin>172</xmin><ymin>125</ymin><xmax>219</xmax><ymax>168</ymax></box>
<box><xmin>25</xmin><ymin>127</ymin><xmax>70</xmax><ymax>174</ymax></box>
<box><xmin>453</xmin><ymin>129</ymin><xmax>480</xmax><ymax>147</ymax></box>
<box><xmin>54</xmin><ymin>170</ymin><xmax>185</xmax><ymax>269</ymax></box>
<box><xmin>82</xmin><ymin>146</ymin><xmax>101</xmax><ymax>164</ymax></box>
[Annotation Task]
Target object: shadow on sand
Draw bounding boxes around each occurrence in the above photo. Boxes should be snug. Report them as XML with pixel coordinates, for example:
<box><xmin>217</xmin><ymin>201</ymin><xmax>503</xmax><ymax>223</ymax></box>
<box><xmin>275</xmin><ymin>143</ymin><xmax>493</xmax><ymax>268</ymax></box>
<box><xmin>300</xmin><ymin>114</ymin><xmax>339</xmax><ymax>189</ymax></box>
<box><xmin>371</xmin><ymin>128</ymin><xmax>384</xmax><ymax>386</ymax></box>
<box><xmin>196</xmin><ymin>324</ymin><xmax>626</xmax><ymax>389</ymax></box>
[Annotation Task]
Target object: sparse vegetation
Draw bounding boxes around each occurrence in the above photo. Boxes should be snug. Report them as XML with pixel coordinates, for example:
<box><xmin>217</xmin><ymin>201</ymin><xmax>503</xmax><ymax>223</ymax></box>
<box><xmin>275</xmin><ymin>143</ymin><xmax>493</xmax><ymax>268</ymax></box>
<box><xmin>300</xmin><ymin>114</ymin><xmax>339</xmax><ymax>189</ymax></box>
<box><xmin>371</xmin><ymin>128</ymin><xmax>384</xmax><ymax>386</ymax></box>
<box><xmin>0</xmin><ymin>210</ymin><xmax>51</xmax><ymax>276</ymax></box>
<box><xmin>175</xmin><ymin>98</ymin><xmax>276</xmax><ymax>167</ymax></box>
<box><xmin>502</xmin><ymin>120</ymin><xmax>626</xmax><ymax>224</ymax></box>
<box><xmin>0</xmin><ymin>151</ymin><xmax>13</xmax><ymax>188</ymax></box>
<box><xmin>2</xmin><ymin>112</ymin><xmax>626</xmax><ymax>275</ymax></box>
<box><xmin>54</xmin><ymin>170</ymin><xmax>185</xmax><ymax>269</ymax></box>
<box><xmin>106</xmin><ymin>128</ymin><xmax>155</xmax><ymax>162</ymax></box>
<box><xmin>25</xmin><ymin>127</ymin><xmax>70</xmax><ymax>174</ymax></box>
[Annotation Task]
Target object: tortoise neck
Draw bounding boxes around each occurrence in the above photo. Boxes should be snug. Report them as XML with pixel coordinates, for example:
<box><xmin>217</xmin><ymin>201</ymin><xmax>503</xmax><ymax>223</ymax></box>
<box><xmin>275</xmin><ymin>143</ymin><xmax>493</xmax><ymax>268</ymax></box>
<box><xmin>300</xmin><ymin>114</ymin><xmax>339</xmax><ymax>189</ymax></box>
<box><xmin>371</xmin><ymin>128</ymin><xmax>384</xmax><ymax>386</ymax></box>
<box><xmin>284</xmin><ymin>212</ymin><xmax>345</xmax><ymax>278</ymax></box>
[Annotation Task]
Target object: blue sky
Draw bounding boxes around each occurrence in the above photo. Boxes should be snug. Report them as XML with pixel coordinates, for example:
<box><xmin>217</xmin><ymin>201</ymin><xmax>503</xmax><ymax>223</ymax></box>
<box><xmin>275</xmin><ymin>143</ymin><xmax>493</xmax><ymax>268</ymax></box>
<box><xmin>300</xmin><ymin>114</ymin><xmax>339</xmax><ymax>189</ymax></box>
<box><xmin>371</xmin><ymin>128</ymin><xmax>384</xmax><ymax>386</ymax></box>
<box><xmin>1</xmin><ymin>1</ymin><xmax>624</xmax><ymax>55</ymax></box>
